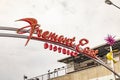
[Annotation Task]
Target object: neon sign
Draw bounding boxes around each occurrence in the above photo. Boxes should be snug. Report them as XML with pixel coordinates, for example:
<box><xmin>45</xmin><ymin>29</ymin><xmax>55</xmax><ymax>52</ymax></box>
<box><xmin>16</xmin><ymin>18</ymin><xmax>98</xmax><ymax>58</ymax></box>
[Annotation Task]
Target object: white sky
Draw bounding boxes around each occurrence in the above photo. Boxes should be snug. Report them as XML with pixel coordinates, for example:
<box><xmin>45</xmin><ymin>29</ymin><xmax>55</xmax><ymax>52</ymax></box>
<box><xmin>0</xmin><ymin>0</ymin><xmax>120</xmax><ymax>80</ymax></box>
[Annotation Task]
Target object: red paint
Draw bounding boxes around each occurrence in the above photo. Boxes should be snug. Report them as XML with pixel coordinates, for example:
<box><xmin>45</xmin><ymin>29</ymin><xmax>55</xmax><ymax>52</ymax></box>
<box><xmin>16</xmin><ymin>18</ymin><xmax>40</xmax><ymax>46</ymax></box>
<box><xmin>76</xmin><ymin>43</ymin><xmax>98</xmax><ymax>58</ymax></box>
<box><xmin>44</xmin><ymin>43</ymin><xmax>48</xmax><ymax>49</ymax></box>
<box><xmin>62</xmin><ymin>48</ymin><xmax>66</xmax><ymax>54</ymax></box>
<box><xmin>17</xmin><ymin>18</ymin><xmax>98</xmax><ymax>58</ymax></box>
<box><xmin>58</xmin><ymin>47</ymin><xmax>62</xmax><ymax>53</ymax></box>
<box><xmin>53</xmin><ymin>46</ymin><xmax>57</xmax><ymax>52</ymax></box>
<box><xmin>44</xmin><ymin>43</ymin><xmax>78</xmax><ymax>57</ymax></box>
<box><xmin>42</xmin><ymin>31</ymin><xmax>49</xmax><ymax>39</ymax></box>
<box><xmin>35</xmin><ymin>27</ymin><xmax>75</xmax><ymax>47</ymax></box>
<box><xmin>79</xmin><ymin>38</ymin><xmax>89</xmax><ymax>46</ymax></box>
<box><xmin>49</xmin><ymin>44</ymin><xmax>52</xmax><ymax>50</ymax></box>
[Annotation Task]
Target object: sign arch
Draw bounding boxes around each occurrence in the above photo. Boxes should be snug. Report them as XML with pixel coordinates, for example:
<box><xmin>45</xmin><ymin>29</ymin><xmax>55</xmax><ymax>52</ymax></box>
<box><xmin>0</xmin><ymin>26</ymin><xmax>120</xmax><ymax>78</ymax></box>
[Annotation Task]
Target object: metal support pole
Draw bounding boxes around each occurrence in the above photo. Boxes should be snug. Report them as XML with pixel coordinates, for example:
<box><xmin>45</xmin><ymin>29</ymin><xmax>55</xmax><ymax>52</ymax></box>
<box><xmin>110</xmin><ymin>46</ymin><xmax>116</xmax><ymax>80</ymax></box>
<box><xmin>105</xmin><ymin>0</ymin><xmax>120</xmax><ymax>9</ymax></box>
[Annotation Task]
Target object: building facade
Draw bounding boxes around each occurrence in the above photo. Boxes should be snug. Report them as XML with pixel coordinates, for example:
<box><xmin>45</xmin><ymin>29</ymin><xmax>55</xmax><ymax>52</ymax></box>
<box><xmin>51</xmin><ymin>40</ymin><xmax>120</xmax><ymax>80</ymax></box>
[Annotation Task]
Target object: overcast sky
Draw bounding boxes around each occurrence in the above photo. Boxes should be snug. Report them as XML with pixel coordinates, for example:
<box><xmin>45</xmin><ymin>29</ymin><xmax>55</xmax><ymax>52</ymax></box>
<box><xmin>0</xmin><ymin>0</ymin><xmax>120</xmax><ymax>80</ymax></box>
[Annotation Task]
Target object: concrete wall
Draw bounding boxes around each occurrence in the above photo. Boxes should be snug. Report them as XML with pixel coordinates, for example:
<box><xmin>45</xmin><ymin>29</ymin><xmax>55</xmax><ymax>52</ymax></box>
<box><xmin>51</xmin><ymin>61</ymin><xmax>120</xmax><ymax>80</ymax></box>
